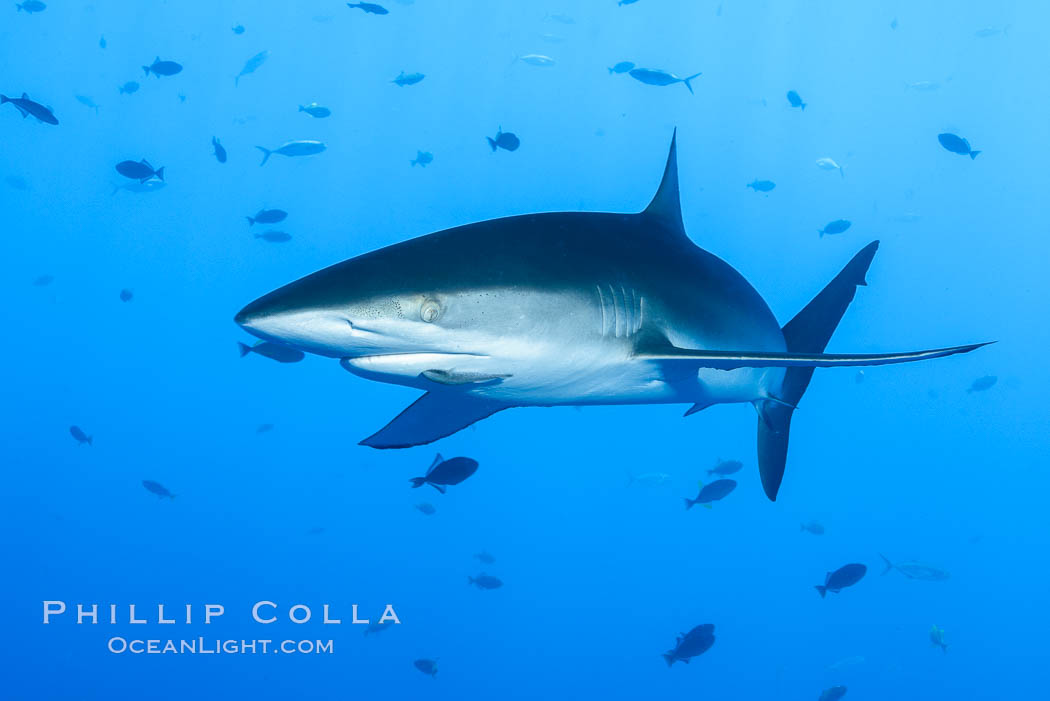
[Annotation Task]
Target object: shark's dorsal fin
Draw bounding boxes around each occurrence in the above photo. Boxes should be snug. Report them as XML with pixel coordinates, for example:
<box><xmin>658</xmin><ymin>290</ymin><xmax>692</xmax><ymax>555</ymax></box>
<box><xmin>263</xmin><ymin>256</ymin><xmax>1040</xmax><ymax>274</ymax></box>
<box><xmin>641</xmin><ymin>129</ymin><xmax>686</xmax><ymax>237</ymax></box>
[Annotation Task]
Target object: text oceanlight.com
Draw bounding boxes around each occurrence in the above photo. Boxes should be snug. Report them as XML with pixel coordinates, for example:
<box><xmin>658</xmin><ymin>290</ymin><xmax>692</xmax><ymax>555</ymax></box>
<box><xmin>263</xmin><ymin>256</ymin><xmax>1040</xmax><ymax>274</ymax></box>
<box><xmin>107</xmin><ymin>638</ymin><xmax>334</xmax><ymax>655</ymax></box>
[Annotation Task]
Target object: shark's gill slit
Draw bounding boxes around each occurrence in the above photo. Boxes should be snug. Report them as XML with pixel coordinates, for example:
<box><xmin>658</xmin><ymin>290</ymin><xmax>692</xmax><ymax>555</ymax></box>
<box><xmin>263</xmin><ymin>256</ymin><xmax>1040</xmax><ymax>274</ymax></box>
<box><xmin>595</xmin><ymin>284</ymin><xmax>607</xmax><ymax>338</ymax></box>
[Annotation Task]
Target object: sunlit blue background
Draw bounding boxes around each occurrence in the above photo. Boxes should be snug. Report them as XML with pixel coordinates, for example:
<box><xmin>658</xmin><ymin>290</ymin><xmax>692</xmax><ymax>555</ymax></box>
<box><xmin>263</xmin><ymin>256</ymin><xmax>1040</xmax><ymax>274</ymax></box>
<box><xmin>2</xmin><ymin>1</ymin><xmax>1046</xmax><ymax>698</ymax></box>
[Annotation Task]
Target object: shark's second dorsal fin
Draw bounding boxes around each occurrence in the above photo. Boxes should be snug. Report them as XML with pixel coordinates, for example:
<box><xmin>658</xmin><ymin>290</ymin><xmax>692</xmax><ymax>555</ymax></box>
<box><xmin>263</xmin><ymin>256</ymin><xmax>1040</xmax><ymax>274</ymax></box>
<box><xmin>641</xmin><ymin>129</ymin><xmax>686</xmax><ymax>238</ymax></box>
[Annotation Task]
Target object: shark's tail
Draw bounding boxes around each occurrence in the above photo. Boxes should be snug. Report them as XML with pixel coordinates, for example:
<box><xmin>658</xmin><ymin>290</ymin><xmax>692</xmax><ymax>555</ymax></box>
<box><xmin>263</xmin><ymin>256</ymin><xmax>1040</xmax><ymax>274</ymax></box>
<box><xmin>142</xmin><ymin>66</ymin><xmax>151</xmax><ymax>77</ymax></box>
<box><xmin>683</xmin><ymin>497</ymin><xmax>695</xmax><ymax>510</ymax></box>
<box><xmin>755</xmin><ymin>242</ymin><xmax>881</xmax><ymax>500</ymax></box>
<box><xmin>880</xmin><ymin>553</ymin><xmax>894</xmax><ymax>575</ymax></box>
<box><xmin>682</xmin><ymin>72</ymin><xmax>702</xmax><ymax>95</ymax></box>
<box><xmin>487</xmin><ymin>137</ymin><xmax>497</xmax><ymax>152</ymax></box>
<box><xmin>815</xmin><ymin>585</ymin><xmax>827</xmax><ymax>598</ymax></box>
<box><xmin>237</xmin><ymin>342</ymin><xmax>252</xmax><ymax>358</ymax></box>
<box><xmin>154</xmin><ymin>167</ymin><xmax>164</xmax><ymax>182</ymax></box>
<box><xmin>409</xmin><ymin>477</ymin><xmax>426</xmax><ymax>488</ymax></box>
<box><xmin>246</xmin><ymin>216</ymin><xmax>255</xmax><ymax>226</ymax></box>
<box><xmin>256</xmin><ymin>146</ymin><xmax>271</xmax><ymax>166</ymax></box>
<box><xmin>662</xmin><ymin>652</ymin><xmax>676</xmax><ymax>667</ymax></box>
<box><xmin>0</xmin><ymin>95</ymin><xmax>8</xmax><ymax>104</ymax></box>
<box><xmin>970</xmin><ymin>150</ymin><xmax>981</xmax><ymax>160</ymax></box>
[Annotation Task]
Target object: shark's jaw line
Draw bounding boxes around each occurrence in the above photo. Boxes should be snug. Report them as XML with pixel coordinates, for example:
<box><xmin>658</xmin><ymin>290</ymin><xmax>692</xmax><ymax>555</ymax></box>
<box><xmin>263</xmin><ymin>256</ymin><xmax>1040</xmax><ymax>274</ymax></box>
<box><xmin>234</xmin><ymin>129</ymin><xmax>988</xmax><ymax>500</ymax></box>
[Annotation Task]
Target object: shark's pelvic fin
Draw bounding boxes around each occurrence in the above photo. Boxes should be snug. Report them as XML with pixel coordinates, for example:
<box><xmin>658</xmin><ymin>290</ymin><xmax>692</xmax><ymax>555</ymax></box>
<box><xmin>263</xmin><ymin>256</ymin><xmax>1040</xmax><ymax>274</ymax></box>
<box><xmin>360</xmin><ymin>392</ymin><xmax>509</xmax><ymax>449</ymax></box>
<box><xmin>641</xmin><ymin>129</ymin><xmax>687</xmax><ymax>238</ymax></box>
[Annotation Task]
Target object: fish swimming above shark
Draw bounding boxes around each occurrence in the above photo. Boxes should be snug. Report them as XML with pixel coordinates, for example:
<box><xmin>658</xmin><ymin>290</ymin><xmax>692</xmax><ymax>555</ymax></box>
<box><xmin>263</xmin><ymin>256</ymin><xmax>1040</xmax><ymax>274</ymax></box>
<box><xmin>234</xmin><ymin>130</ymin><xmax>990</xmax><ymax>501</ymax></box>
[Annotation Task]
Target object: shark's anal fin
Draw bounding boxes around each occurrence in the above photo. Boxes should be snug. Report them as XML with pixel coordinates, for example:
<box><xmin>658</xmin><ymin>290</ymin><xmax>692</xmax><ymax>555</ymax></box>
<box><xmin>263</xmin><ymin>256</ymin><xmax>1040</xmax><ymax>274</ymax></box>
<box><xmin>359</xmin><ymin>392</ymin><xmax>510</xmax><ymax>449</ymax></box>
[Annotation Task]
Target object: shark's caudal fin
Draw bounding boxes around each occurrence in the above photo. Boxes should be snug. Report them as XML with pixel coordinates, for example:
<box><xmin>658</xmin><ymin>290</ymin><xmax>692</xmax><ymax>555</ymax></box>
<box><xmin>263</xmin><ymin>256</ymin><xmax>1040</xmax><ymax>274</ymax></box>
<box><xmin>758</xmin><ymin>242</ymin><xmax>878</xmax><ymax>500</ymax></box>
<box><xmin>359</xmin><ymin>391</ymin><xmax>509</xmax><ymax>449</ymax></box>
<box><xmin>255</xmin><ymin>146</ymin><xmax>271</xmax><ymax>166</ymax></box>
<box><xmin>879</xmin><ymin>553</ymin><xmax>894</xmax><ymax>575</ymax></box>
<box><xmin>750</xmin><ymin>242</ymin><xmax>988</xmax><ymax>500</ymax></box>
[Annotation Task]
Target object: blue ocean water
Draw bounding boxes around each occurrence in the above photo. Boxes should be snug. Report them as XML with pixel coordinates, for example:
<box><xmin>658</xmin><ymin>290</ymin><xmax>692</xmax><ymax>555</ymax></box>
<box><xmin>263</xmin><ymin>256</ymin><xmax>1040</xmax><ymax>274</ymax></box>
<box><xmin>2</xmin><ymin>1</ymin><xmax>1047</xmax><ymax>699</ymax></box>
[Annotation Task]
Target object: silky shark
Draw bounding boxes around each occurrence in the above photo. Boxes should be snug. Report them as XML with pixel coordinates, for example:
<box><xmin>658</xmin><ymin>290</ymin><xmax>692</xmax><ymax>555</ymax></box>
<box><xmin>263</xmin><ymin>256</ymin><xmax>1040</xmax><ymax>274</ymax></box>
<box><xmin>235</xmin><ymin>131</ymin><xmax>988</xmax><ymax>500</ymax></box>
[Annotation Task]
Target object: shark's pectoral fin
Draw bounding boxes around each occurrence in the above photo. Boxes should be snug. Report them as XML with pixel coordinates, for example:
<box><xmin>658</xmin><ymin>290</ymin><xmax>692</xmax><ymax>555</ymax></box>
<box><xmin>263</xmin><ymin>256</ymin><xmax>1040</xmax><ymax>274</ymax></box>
<box><xmin>635</xmin><ymin>343</ymin><xmax>991</xmax><ymax>369</ymax></box>
<box><xmin>359</xmin><ymin>392</ymin><xmax>510</xmax><ymax>449</ymax></box>
<box><xmin>420</xmin><ymin>369</ymin><xmax>512</xmax><ymax>386</ymax></box>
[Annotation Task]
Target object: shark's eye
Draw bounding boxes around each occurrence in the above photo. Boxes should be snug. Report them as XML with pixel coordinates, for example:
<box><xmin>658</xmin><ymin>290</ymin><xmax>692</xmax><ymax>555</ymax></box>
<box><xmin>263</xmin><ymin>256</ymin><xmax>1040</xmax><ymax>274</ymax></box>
<box><xmin>420</xmin><ymin>298</ymin><xmax>442</xmax><ymax>323</ymax></box>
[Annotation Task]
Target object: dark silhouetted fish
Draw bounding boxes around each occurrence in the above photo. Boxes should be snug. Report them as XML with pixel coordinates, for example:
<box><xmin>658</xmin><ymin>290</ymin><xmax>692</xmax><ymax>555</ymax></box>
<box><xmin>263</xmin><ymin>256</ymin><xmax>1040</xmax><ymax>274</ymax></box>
<box><xmin>1</xmin><ymin>93</ymin><xmax>58</xmax><ymax>124</ymax></box>
<box><xmin>256</xmin><ymin>423</ymin><xmax>274</xmax><ymax>433</ymax></box>
<box><xmin>299</xmin><ymin>102</ymin><xmax>330</xmax><ymax>118</ymax></box>
<box><xmin>348</xmin><ymin>1</ymin><xmax>389</xmax><ymax>14</ymax></box>
<box><xmin>99</xmin><ymin>35</ymin><xmax>106</xmax><ymax>48</ymax></box>
<box><xmin>609</xmin><ymin>61</ymin><xmax>635</xmax><ymax>74</ymax></box>
<box><xmin>800</xmin><ymin>520</ymin><xmax>825</xmax><ymax>535</ymax></box>
<box><xmin>232</xmin><ymin>25</ymin><xmax>245</xmax><ymax>34</ymax></box>
<box><xmin>254</xmin><ymin>231</ymin><xmax>292</xmax><ymax>243</ymax></box>
<box><xmin>235</xmin><ymin>50</ymin><xmax>269</xmax><ymax>86</ymax></box>
<box><xmin>468</xmin><ymin>573</ymin><xmax>502</xmax><ymax>590</ymax></box>
<box><xmin>967</xmin><ymin>375</ymin><xmax>997</xmax><ymax>392</ymax></box>
<box><xmin>938</xmin><ymin>133</ymin><xmax>980</xmax><ymax>160</ymax></box>
<box><xmin>815</xmin><ymin>563</ymin><xmax>866</xmax><ymax>597</ymax></box>
<box><xmin>17</xmin><ymin>1</ymin><xmax>46</xmax><ymax>12</ymax></box>
<box><xmin>662</xmin><ymin>624</ymin><xmax>715</xmax><ymax>666</ymax></box>
<box><xmin>247</xmin><ymin>209</ymin><xmax>287</xmax><ymax>226</ymax></box>
<box><xmin>143</xmin><ymin>57</ymin><xmax>183</xmax><ymax>77</ymax></box>
<box><xmin>75</xmin><ymin>95</ymin><xmax>99</xmax><ymax>114</ymax></box>
<box><xmin>413</xmin><ymin>659</ymin><xmax>437</xmax><ymax>677</ymax></box>
<box><xmin>684</xmin><ymin>479</ymin><xmax>737</xmax><ymax>509</ymax></box>
<box><xmin>409</xmin><ymin>453</ymin><xmax>479</xmax><ymax>493</ymax></box>
<box><xmin>819</xmin><ymin>686</ymin><xmax>848</xmax><ymax>701</ymax></box>
<box><xmin>707</xmin><ymin>459</ymin><xmax>742</xmax><ymax>477</ymax></box>
<box><xmin>786</xmin><ymin>90</ymin><xmax>806</xmax><ymax>110</ymax></box>
<box><xmin>619</xmin><ymin>0</ymin><xmax>639</xmax><ymax>5</ymax></box>
<box><xmin>414</xmin><ymin>502</ymin><xmax>436</xmax><ymax>515</ymax></box>
<box><xmin>879</xmin><ymin>554</ymin><xmax>950</xmax><ymax>581</ymax></box>
<box><xmin>487</xmin><ymin>127</ymin><xmax>519</xmax><ymax>152</ymax></box>
<box><xmin>238</xmin><ymin>340</ymin><xmax>304</xmax><ymax>363</ymax></box>
<box><xmin>119</xmin><ymin>81</ymin><xmax>139</xmax><ymax>95</ymax></box>
<box><xmin>212</xmin><ymin>137</ymin><xmax>227</xmax><ymax>163</ymax></box>
<box><xmin>392</xmin><ymin>71</ymin><xmax>424</xmax><ymax>86</ymax></box>
<box><xmin>819</xmin><ymin>219</ymin><xmax>851</xmax><ymax>237</ymax></box>
<box><xmin>70</xmin><ymin>425</ymin><xmax>93</xmax><ymax>446</ymax></box>
<box><xmin>364</xmin><ymin>621</ymin><xmax>394</xmax><ymax>636</ymax></box>
<box><xmin>255</xmin><ymin>140</ymin><xmax>326</xmax><ymax>165</ymax></box>
<box><xmin>33</xmin><ymin>274</ymin><xmax>53</xmax><ymax>286</ymax></box>
<box><xmin>474</xmin><ymin>551</ymin><xmax>495</xmax><ymax>564</ymax></box>
<box><xmin>116</xmin><ymin>159</ymin><xmax>164</xmax><ymax>183</ymax></box>
<box><xmin>747</xmin><ymin>179</ymin><xmax>775</xmax><ymax>192</ymax></box>
<box><xmin>119</xmin><ymin>288</ymin><xmax>133</xmax><ymax>302</ymax></box>
<box><xmin>142</xmin><ymin>480</ymin><xmax>174</xmax><ymax>499</ymax></box>
<box><xmin>628</xmin><ymin>68</ymin><xmax>701</xmax><ymax>94</ymax></box>
<box><xmin>930</xmin><ymin>624</ymin><xmax>948</xmax><ymax>652</ymax></box>
<box><xmin>411</xmin><ymin>150</ymin><xmax>433</xmax><ymax>167</ymax></box>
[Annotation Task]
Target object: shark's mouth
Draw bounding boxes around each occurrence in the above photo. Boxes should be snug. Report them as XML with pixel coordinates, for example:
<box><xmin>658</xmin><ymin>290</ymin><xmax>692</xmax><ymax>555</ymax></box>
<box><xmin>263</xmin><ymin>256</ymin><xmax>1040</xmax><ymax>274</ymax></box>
<box><xmin>340</xmin><ymin>352</ymin><xmax>490</xmax><ymax>376</ymax></box>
